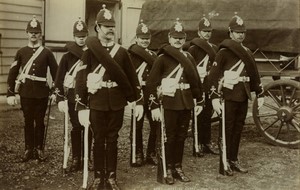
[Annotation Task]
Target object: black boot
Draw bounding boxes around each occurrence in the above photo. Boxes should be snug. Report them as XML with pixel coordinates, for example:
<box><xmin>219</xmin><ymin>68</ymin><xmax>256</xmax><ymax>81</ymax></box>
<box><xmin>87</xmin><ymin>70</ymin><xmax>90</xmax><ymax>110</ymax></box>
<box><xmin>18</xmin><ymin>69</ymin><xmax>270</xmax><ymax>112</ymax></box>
<box><xmin>69</xmin><ymin>157</ymin><xmax>81</xmax><ymax>172</ymax></box>
<box><xmin>193</xmin><ymin>144</ymin><xmax>204</xmax><ymax>157</ymax></box>
<box><xmin>21</xmin><ymin>149</ymin><xmax>33</xmax><ymax>162</ymax></box>
<box><xmin>203</xmin><ymin>143</ymin><xmax>219</xmax><ymax>155</ymax></box>
<box><xmin>106</xmin><ymin>172</ymin><xmax>120</xmax><ymax>190</ymax></box>
<box><xmin>89</xmin><ymin>171</ymin><xmax>105</xmax><ymax>190</ymax></box>
<box><xmin>35</xmin><ymin>146</ymin><xmax>47</xmax><ymax>162</ymax></box>
<box><xmin>165</xmin><ymin>169</ymin><xmax>174</xmax><ymax>185</ymax></box>
<box><xmin>229</xmin><ymin>160</ymin><xmax>248</xmax><ymax>173</ymax></box>
<box><xmin>173</xmin><ymin>164</ymin><xmax>191</xmax><ymax>182</ymax></box>
<box><xmin>146</xmin><ymin>152</ymin><xmax>157</xmax><ymax>165</ymax></box>
<box><xmin>131</xmin><ymin>151</ymin><xmax>144</xmax><ymax>167</ymax></box>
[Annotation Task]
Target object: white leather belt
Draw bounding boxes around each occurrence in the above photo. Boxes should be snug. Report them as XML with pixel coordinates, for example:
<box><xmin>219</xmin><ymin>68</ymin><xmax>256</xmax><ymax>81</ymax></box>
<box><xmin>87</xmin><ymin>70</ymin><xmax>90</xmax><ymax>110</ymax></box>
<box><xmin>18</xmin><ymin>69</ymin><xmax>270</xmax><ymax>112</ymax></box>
<box><xmin>176</xmin><ymin>83</ymin><xmax>190</xmax><ymax>90</ymax></box>
<box><xmin>238</xmin><ymin>76</ymin><xmax>250</xmax><ymax>82</ymax></box>
<box><xmin>101</xmin><ymin>81</ymin><xmax>118</xmax><ymax>88</ymax></box>
<box><xmin>24</xmin><ymin>74</ymin><xmax>47</xmax><ymax>82</ymax></box>
<box><xmin>140</xmin><ymin>81</ymin><xmax>146</xmax><ymax>86</ymax></box>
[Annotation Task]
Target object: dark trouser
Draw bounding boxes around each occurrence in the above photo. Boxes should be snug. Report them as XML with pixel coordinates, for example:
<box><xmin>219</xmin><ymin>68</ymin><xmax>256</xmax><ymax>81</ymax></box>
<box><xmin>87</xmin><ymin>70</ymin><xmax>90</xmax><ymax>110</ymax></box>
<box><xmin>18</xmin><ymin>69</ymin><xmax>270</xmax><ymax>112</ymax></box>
<box><xmin>90</xmin><ymin>108</ymin><xmax>124</xmax><ymax>179</ymax></box>
<box><xmin>20</xmin><ymin>97</ymin><xmax>48</xmax><ymax>150</ymax></box>
<box><xmin>131</xmin><ymin>103</ymin><xmax>159</xmax><ymax>156</ymax></box>
<box><xmin>68</xmin><ymin>102</ymin><xmax>92</xmax><ymax>160</ymax></box>
<box><xmin>225</xmin><ymin>100</ymin><xmax>248</xmax><ymax>161</ymax></box>
<box><xmin>197</xmin><ymin>93</ymin><xmax>213</xmax><ymax>144</ymax></box>
<box><xmin>164</xmin><ymin>109</ymin><xmax>191</xmax><ymax>168</ymax></box>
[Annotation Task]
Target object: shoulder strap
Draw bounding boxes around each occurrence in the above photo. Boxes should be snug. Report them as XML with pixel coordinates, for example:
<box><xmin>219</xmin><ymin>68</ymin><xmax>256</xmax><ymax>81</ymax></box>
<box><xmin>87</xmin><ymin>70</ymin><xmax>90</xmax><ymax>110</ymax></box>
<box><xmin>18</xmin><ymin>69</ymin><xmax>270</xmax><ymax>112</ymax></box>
<box><xmin>166</xmin><ymin>64</ymin><xmax>181</xmax><ymax>78</ymax></box>
<box><xmin>23</xmin><ymin>46</ymin><xmax>44</xmax><ymax>75</ymax></box>
<box><xmin>110</xmin><ymin>43</ymin><xmax>120</xmax><ymax>58</ymax></box>
<box><xmin>69</xmin><ymin>59</ymin><xmax>82</xmax><ymax>76</ymax></box>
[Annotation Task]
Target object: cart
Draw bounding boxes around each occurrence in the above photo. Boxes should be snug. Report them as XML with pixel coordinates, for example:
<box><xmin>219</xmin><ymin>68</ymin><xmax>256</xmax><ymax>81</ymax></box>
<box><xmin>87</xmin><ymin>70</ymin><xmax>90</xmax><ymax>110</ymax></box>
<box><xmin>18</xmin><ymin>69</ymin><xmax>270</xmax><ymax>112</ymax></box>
<box><xmin>139</xmin><ymin>0</ymin><xmax>300</xmax><ymax>148</ymax></box>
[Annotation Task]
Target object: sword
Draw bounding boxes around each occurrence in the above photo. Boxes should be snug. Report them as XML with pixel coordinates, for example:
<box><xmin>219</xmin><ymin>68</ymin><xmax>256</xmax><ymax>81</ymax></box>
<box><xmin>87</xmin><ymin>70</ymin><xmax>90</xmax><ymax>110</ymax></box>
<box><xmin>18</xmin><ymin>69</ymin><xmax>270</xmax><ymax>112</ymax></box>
<box><xmin>62</xmin><ymin>100</ymin><xmax>70</xmax><ymax>174</ymax></box>
<box><xmin>193</xmin><ymin>100</ymin><xmax>199</xmax><ymax>154</ymax></box>
<box><xmin>82</xmin><ymin>122</ymin><xmax>89</xmax><ymax>189</ymax></box>
<box><xmin>131</xmin><ymin>104</ymin><xmax>137</xmax><ymax>165</ymax></box>
<box><xmin>219</xmin><ymin>99</ymin><xmax>229</xmax><ymax>175</ymax></box>
<box><xmin>43</xmin><ymin>97</ymin><xmax>52</xmax><ymax>150</ymax></box>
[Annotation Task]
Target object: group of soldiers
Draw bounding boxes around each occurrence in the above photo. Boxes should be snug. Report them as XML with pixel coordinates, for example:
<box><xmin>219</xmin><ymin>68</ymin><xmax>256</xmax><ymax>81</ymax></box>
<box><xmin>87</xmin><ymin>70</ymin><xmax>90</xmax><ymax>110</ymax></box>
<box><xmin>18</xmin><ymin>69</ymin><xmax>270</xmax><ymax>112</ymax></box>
<box><xmin>6</xmin><ymin>4</ymin><xmax>265</xmax><ymax>190</ymax></box>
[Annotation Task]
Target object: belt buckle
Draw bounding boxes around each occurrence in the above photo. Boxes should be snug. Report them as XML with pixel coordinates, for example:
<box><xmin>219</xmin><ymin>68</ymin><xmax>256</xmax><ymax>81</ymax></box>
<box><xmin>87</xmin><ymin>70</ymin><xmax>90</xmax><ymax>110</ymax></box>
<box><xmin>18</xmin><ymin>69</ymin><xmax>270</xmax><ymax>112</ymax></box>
<box><xmin>179</xmin><ymin>83</ymin><xmax>184</xmax><ymax>90</ymax></box>
<box><xmin>107</xmin><ymin>81</ymin><xmax>113</xmax><ymax>88</ymax></box>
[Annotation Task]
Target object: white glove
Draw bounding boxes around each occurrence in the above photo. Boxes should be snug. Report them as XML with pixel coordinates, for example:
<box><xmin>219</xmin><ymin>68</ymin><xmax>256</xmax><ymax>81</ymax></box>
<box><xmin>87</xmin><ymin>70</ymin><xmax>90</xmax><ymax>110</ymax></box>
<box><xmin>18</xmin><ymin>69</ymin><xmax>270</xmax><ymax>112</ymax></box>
<box><xmin>78</xmin><ymin>109</ymin><xmax>90</xmax><ymax>127</ymax></box>
<box><xmin>194</xmin><ymin>105</ymin><xmax>203</xmax><ymax>116</ymax></box>
<box><xmin>58</xmin><ymin>101</ymin><xmax>65</xmax><ymax>112</ymax></box>
<box><xmin>151</xmin><ymin>108</ymin><xmax>162</xmax><ymax>121</ymax></box>
<box><xmin>135</xmin><ymin>105</ymin><xmax>144</xmax><ymax>121</ymax></box>
<box><xmin>212</xmin><ymin>98</ymin><xmax>222</xmax><ymax>115</ymax></box>
<box><xmin>127</xmin><ymin>101</ymin><xmax>136</xmax><ymax>110</ymax></box>
<box><xmin>257</xmin><ymin>97</ymin><xmax>264</xmax><ymax>110</ymax></box>
<box><xmin>7</xmin><ymin>96</ymin><xmax>18</xmax><ymax>106</ymax></box>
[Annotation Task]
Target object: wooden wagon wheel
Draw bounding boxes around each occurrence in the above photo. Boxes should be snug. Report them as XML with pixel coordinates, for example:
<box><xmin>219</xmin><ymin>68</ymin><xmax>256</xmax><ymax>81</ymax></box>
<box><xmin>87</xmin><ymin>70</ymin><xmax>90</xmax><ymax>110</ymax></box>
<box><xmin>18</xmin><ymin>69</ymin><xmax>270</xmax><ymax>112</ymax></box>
<box><xmin>252</xmin><ymin>79</ymin><xmax>300</xmax><ymax>148</ymax></box>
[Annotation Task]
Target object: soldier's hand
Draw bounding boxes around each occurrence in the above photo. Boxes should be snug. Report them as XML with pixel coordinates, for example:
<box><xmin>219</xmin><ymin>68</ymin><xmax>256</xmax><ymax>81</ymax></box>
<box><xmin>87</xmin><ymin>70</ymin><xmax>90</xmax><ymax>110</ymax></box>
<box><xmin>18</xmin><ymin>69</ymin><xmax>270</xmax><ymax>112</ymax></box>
<box><xmin>212</xmin><ymin>98</ymin><xmax>222</xmax><ymax>115</ymax></box>
<box><xmin>7</xmin><ymin>96</ymin><xmax>18</xmax><ymax>106</ymax></box>
<box><xmin>151</xmin><ymin>108</ymin><xmax>161</xmax><ymax>121</ymax></box>
<box><xmin>127</xmin><ymin>101</ymin><xmax>136</xmax><ymax>109</ymax></box>
<box><xmin>78</xmin><ymin>109</ymin><xmax>90</xmax><ymax>127</ymax></box>
<box><xmin>50</xmin><ymin>94</ymin><xmax>56</xmax><ymax>102</ymax></box>
<box><xmin>257</xmin><ymin>97</ymin><xmax>264</xmax><ymax>110</ymax></box>
<box><xmin>135</xmin><ymin>105</ymin><xmax>144</xmax><ymax>121</ymax></box>
<box><xmin>58</xmin><ymin>101</ymin><xmax>65</xmax><ymax>112</ymax></box>
<box><xmin>194</xmin><ymin>105</ymin><xmax>203</xmax><ymax>116</ymax></box>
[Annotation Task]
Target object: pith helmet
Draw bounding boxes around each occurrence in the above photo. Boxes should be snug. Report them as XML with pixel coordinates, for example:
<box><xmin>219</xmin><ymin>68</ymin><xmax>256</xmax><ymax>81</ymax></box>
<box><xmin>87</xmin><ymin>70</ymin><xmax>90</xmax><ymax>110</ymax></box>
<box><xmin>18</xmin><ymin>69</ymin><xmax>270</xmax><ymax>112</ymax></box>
<box><xmin>169</xmin><ymin>18</ymin><xmax>186</xmax><ymax>38</ymax></box>
<box><xmin>26</xmin><ymin>15</ymin><xmax>42</xmax><ymax>33</ymax></box>
<box><xmin>95</xmin><ymin>4</ymin><xmax>115</xmax><ymax>27</ymax></box>
<box><xmin>73</xmin><ymin>17</ymin><xmax>88</xmax><ymax>36</ymax></box>
<box><xmin>136</xmin><ymin>20</ymin><xmax>151</xmax><ymax>39</ymax></box>
<box><xmin>198</xmin><ymin>16</ymin><xmax>212</xmax><ymax>32</ymax></box>
<box><xmin>228</xmin><ymin>13</ymin><xmax>246</xmax><ymax>32</ymax></box>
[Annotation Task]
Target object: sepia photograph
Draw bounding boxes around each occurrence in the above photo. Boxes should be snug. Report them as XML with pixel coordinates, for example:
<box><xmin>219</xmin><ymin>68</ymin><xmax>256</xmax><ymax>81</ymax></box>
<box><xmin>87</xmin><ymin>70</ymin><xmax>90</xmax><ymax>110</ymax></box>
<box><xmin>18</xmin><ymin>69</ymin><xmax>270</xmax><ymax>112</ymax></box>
<box><xmin>0</xmin><ymin>0</ymin><xmax>299</xmax><ymax>189</ymax></box>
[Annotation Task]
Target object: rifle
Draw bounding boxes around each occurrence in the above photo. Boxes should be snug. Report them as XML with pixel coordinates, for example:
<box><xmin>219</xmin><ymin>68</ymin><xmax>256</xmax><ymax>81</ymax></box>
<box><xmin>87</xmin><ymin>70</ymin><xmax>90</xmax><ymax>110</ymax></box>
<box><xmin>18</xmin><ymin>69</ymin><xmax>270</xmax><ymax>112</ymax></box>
<box><xmin>157</xmin><ymin>104</ymin><xmax>167</xmax><ymax>183</ymax></box>
<box><xmin>130</xmin><ymin>105</ymin><xmax>137</xmax><ymax>165</ymax></box>
<box><xmin>82</xmin><ymin>122</ymin><xmax>89</xmax><ymax>189</ymax></box>
<box><xmin>193</xmin><ymin>99</ymin><xmax>199</xmax><ymax>155</ymax></box>
<box><xmin>62</xmin><ymin>100</ymin><xmax>70</xmax><ymax>174</ymax></box>
<box><xmin>218</xmin><ymin>98</ymin><xmax>230</xmax><ymax>175</ymax></box>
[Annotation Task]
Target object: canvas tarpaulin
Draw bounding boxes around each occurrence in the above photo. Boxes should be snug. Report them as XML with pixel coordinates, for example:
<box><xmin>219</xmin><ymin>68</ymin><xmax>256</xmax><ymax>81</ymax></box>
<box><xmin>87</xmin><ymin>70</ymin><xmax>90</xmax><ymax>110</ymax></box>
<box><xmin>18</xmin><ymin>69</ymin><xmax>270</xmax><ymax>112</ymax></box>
<box><xmin>140</xmin><ymin>0</ymin><xmax>300</xmax><ymax>53</ymax></box>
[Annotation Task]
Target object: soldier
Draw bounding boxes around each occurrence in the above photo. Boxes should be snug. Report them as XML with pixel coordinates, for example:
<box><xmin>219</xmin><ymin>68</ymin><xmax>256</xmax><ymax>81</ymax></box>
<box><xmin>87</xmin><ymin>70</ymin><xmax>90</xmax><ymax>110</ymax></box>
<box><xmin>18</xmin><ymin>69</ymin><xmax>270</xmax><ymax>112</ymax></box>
<box><xmin>188</xmin><ymin>16</ymin><xmax>219</xmax><ymax>157</ymax></box>
<box><xmin>128</xmin><ymin>20</ymin><xmax>158</xmax><ymax>167</ymax></box>
<box><xmin>208</xmin><ymin>14</ymin><xmax>264</xmax><ymax>175</ymax></box>
<box><xmin>75</xmin><ymin>5</ymin><xmax>143</xmax><ymax>190</ymax></box>
<box><xmin>54</xmin><ymin>18</ymin><xmax>93</xmax><ymax>172</ymax></box>
<box><xmin>6</xmin><ymin>15</ymin><xmax>58</xmax><ymax>162</ymax></box>
<box><xmin>146</xmin><ymin>18</ymin><xmax>204</xmax><ymax>185</ymax></box>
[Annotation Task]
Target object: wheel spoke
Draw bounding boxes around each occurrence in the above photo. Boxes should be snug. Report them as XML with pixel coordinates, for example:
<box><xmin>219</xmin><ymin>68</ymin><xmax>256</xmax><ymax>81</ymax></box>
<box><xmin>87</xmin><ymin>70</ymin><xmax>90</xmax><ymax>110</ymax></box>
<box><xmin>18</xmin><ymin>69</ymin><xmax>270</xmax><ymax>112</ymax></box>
<box><xmin>257</xmin><ymin>112</ymin><xmax>277</xmax><ymax>118</ymax></box>
<box><xmin>266</xmin><ymin>89</ymin><xmax>282</xmax><ymax>107</ymax></box>
<box><xmin>280</xmin><ymin>85</ymin><xmax>287</xmax><ymax>105</ymax></box>
<box><xmin>288</xmin><ymin>87</ymin><xmax>297</xmax><ymax>106</ymax></box>
<box><xmin>290</xmin><ymin>119</ymin><xmax>300</xmax><ymax>133</ymax></box>
<box><xmin>263</xmin><ymin>118</ymin><xmax>280</xmax><ymax>131</ymax></box>
<box><xmin>275</xmin><ymin>121</ymin><xmax>283</xmax><ymax>139</ymax></box>
<box><xmin>264</xmin><ymin>102</ymin><xmax>279</xmax><ymax>111</ymax></box>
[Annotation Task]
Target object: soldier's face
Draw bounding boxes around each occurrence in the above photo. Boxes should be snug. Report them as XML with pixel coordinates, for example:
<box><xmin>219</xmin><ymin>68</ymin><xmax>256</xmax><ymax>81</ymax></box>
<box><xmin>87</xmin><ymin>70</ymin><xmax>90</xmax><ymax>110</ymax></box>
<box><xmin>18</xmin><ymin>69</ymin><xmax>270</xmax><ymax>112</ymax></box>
<box><xmin>198</xmin><ymin>30</ymin><xmax>212</xmax><ymax>40</ymax></box>
<box><xmin>98</xmin><ymin>25</ymin><xmax>115</xmax><ymax>41</ymax></box>
<box><xmin>169</xmin><ymin>36</ymin><xmax>186</xmax><ymax>49</ymax></box>
<box><xmin>136</xmin><ymin>37</ymin><xmax>150</xmax><ymax>49</ymax></box>
<box><xmin>230</xmin><ymin>31</ymin><xmax>246</xmax><ymax>43</ymax></box>
<box><xmin>27</xmin><ymin>32</ymin><xmax>41</xmax><ymax>44</ymax></box>
<box><xmin>74</xmin><ymin>35</ymin><xmax>87</xmax><ymax>47</ymax></box>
